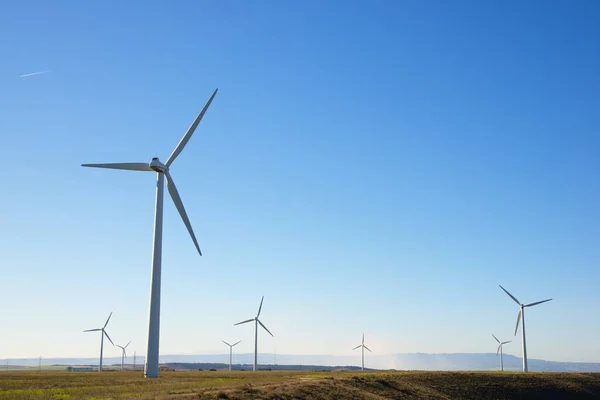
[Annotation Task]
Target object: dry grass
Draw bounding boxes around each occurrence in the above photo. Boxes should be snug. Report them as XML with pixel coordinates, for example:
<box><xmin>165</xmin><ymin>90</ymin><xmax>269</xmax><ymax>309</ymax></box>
<box><xmin>0</xmin><ymin>370</ymin><xmax>599</xmax><ymax>399</ymax></box>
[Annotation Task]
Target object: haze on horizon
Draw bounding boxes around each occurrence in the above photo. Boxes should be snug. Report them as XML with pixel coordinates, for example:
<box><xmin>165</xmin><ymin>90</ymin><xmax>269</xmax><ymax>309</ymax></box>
<box><xmin>1</xmin><ymin>0</ymin><xmax>598</xmax><ymax>365</ymax></box>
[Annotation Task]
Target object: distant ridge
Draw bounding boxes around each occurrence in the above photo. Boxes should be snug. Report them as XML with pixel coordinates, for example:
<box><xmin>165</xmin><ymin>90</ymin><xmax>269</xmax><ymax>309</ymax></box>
<box><xmin>5</xmin><ymin>353</ymin><xmax>600</xmax><ymax>372</ymax></box>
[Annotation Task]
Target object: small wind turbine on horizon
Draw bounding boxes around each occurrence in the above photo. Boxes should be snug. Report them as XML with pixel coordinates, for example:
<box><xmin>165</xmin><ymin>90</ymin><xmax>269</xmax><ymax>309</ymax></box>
<box><xmin>116</xmin><ymin>341</ymin><xmax>131</xmax><ymax>371</ymax></box>
<box><xmin>82</xmin><ymin>88</ymin><xmax>218</xmax><ymax>378</ymax></box>
<box><xmin>83</xmin><ymin>312</ymin><xmax>114</xmax><ymax>372</ymax></box>
<box><xmin>491</xmin><ymin>334</ymin><xmax>511</xmax><ymax>371</ymax></box>
<box><xmin>222</xmin><ymin>340</ymin><xmax>241</xmax><ymax>371</ymax></box>
<box><xmin>234</xmin><ymin>296</ymin><xmax>274</xmax><ymax>372</ymax></box>
<box><xmin>499</xmin><ymin>285</ymin><xmax>552</xmax><ymax>372</ymax></box>
<box><xmin>352</xmin><ymin>334</ymin><xmax>372</xmax><ymax>371</ymax></box>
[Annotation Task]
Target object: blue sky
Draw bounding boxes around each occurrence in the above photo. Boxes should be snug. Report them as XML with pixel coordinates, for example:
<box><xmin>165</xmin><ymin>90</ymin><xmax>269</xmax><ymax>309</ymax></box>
<box><xmin>1</xmin><ymin>0</ymin><xmax>599</xmax><ymax>364</ymax></box>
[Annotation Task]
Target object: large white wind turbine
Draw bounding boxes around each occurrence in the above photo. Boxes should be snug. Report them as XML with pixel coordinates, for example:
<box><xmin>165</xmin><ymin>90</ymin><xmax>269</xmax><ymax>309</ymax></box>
<box><xmin>222</xmin><ymin>340</ymin><xmax>241</xmax><ymax>372</ymax></box>
<box><xmin>234</xmin><ymin>296</ymin><xmax>274</xmax><ymax>372</ymax></box>
<box><xmin>83</xmin><ymin>312</ymin><xmax>114</xmax><ymax>372</ymax></box>
<box><xmin>352</xmin><ymin>334</ymin><xmax>371</xmax><ymax>371</ymax></box>
<box><xmin>82</xmin><ymin>88</ymin><xmax>218</xmax><ymax>378</ymax></box>
<box><xmin>116</xmin><ymin>341</ymin><xmax>131</xmax><ymax>371</ymax></box>
<box><xmin>491</xmin><ymin>334</ymin><xmax>511</xmax><ymax>371</ymax></box>
<box><xmin>499</xmin><ymin>285</ymin><xmax>552</xmax><ymax>372</ymax></box>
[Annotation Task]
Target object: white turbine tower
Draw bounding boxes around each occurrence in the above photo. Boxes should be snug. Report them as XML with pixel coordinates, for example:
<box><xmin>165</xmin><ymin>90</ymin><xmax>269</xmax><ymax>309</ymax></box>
<box><xmin>84</xmin><ymin>312</ymin><xmax>114</xmax><ymax>372</ymax></box>
<box><xmin>116</xmin><ymin>341</ymin><xmax>131</xmax><ymax>371</ymax></box>
<box><xmin>234</xmin><ymin>296</ymin><xmax>274</xmax><ymax>372</ymax></box>
<box><xmin>491</xmin><ymin>334</ymin><xmax>511</xmax><ymax>371</ymax></box>
<box><xmin>499</xmin><ymin>285</ymin><xmax>552</xmax><ymax>372</ymax></box>
<box><xmin>82</xmin><ymin>88</ymin><xmax>218</xmax><ymax>378</ymax></box>
<box><xmin>222</xmin><ymin>340</ymin><xmax>241</xmax><ymax>372</ymax></box>
<box><xmin>352</xmin><ymin>334</ymin><xmax>371</xmax><ymax>371</ymax></box>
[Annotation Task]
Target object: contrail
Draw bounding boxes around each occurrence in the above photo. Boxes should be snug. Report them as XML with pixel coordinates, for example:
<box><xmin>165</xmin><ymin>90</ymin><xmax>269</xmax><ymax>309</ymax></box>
<box><xmin>19</xmin><ymin>70</ymin><xmax>51</xmax><ymax>78</ymax></box>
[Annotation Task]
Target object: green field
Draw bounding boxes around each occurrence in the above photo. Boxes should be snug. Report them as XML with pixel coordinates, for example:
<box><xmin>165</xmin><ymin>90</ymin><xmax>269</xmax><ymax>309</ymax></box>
<box><xmin>1</xmin><ymin>370</ymin><xmax>599</xmax><ymax>399</ymax></box>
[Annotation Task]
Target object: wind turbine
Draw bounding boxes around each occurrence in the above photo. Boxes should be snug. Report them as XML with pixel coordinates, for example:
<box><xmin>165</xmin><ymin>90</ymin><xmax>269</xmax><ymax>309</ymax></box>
<box><xmin>222</xmin><ymin>340</ymin><xmax>241</xmax><ymax>371</ymax></box>
<box><xmin>491</xmin><ymin>334</ymin><xmax>511</xmax><ymax>371</ymax></box>
<box><xmin>499</xmin><ymin>285</ymin><xmax>552</xmax><ymax>372</ymax></box>
<box><xmin>83</xmin><ymin>312</ymin><xmax>114</xmax><ymax>372</ymax></box>
<box><xmin>234</xmin><ymin>296</ymin><xmax>274</xmax><ymax>372</ymax></box>
<box><xmin>82</xmin><ymin>88</ymin><xmax>218</xmax><ymax>378</ymax></box>
<box><xmin>352</xmin><ymin>334</ymin><xmax>371</xmax><ymax>371</ymax></box>
<box><xmin>116</xmin><ymin>341</ymin><xmax>131</xmax><ymax>371</ymax></box>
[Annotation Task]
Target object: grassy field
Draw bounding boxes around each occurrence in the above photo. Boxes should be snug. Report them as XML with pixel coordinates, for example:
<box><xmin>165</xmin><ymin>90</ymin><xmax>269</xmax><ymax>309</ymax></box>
<box><xmin>1</xmin><ymin>370</ymin><xmax>599</xmax><ymax>399</ymax></box>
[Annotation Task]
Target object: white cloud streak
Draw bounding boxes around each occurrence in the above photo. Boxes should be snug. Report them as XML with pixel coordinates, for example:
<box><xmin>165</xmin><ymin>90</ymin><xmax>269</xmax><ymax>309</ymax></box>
<box><xmin>19</xmin><ymin>70</ymin><xmax>52</xmax><ymax>78</ymax></box>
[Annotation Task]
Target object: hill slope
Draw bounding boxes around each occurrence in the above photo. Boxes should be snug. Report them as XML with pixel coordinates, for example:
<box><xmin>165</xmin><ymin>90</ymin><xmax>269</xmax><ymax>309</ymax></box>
<box><xmin>1</xmin><ymin>371</ymin><xmax>599</xmax><ymax>399</ymax></box>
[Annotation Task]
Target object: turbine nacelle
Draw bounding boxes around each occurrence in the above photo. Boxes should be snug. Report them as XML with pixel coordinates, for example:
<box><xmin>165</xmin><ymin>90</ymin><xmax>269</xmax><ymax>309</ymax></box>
<box><xmin>150</xmin><ymin>158</ymin><xmax>167</xmax><ymax>173</ymax></box>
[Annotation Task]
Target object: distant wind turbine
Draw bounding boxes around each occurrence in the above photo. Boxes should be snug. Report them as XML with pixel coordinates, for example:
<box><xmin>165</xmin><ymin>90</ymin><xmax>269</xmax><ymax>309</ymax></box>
<box><xmin>234</xmin><ymin>296</ymin><xmax>274</xmax><ymax>372</ymax></box>
<box><xmin>84</xmin><ymin>312</ymin><xmax>114</xmax><ymax>372</ymax></box>
<box><xmin>352</xmin><ymin>334</ymin><xmax>371</xmax><ymax>371</ymax></box>
<box><xmin>491</xmin><ymin>334</ymin><xmax>511</xmax><ymax>371</ymax></box>
<box><xmin>499</xmin><ymin>285</ymin><xmax>552</xmax><ymax>372</ymax></box>
<box><xmin>116</xmin><ymin>341</ymin><xmax>131</xmax><ymax>371</ymax></box>
<box><xmin>82</xmin><ymin>88</ymin><xmax>218</xmax><ymax>378</ymax></box>
<box><xmin>222</xmin><ymin>340</ymin><xmax>241</xmax><ymax>371</ymax></box>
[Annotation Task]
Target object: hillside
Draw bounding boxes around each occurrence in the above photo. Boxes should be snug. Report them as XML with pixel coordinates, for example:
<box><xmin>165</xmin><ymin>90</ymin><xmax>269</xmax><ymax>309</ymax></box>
<box><xmin>1</xmin><ymin>370</ymin><xmax>599</xmax><ymax>399</ymax></box>
<box><xmin>10</xmin><ymin>352</ymin><xmax>600</xmax><ymax>372</ymax></box>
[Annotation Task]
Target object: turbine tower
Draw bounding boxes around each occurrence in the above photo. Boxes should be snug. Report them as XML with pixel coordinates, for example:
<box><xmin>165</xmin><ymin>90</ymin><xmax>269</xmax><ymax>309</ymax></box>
<box><xmin>499</xmin><ymin>285</ymin><xmax>552</xmax><ymax>372</ymax></box>
<box><xmin>491</xmin><ymin>334</ymin><xmax>511</xmax><ymax>371</ymax></box>
<box><xmin>352</xmin><ymin>334</ymin><xmax>371</xmax><ymax>371</ymax></box>
<box><xmin>222</xmin><ymin>340</ymin><xmax>241</xmax><ymax>371</ymax></box>
<box><xmin>83</xmin><ymin>312</ymin><xmax>114</xmax><ymax>372</ymax></box>
<box><xmin>234</xmin><ymin>296</ymin><xmax>274</xmax><ymax>372</ymax></box>
<box><xmin>82</xmin><ymin>88</ymin><xmax>218</xmax><ymax>378</ymax></box>
<box><xmin>116</xmin><ymin>341</ymin><xmax>131</xmax><ymax>371</ymax></box>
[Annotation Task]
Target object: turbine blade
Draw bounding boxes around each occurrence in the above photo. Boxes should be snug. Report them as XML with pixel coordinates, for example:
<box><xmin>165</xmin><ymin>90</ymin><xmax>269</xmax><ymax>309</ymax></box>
<box><xmin>258</xmin><ymin>320</ymin><xmax>274</xmax><ymax>337</ymax></box>
<box><xmin>497</xmin><ymin>345</ymin><xmax>501</xmax><ymax>356</ymax></box>
<box><xmin>165</xmin><ymin>171</ymin><xmax>201</xmax><ymax>256</ymax></box>
<box><xmin>514</xmin><ymin>309</ymin><xmax>522</xmax><ymax>336</ymax></box>
<box><xmin>257</xmin><ymin>296</ymin><xmax>264</xmax><ymax>318</ymax></box>
<box><xmin>525</xmin><ymin>299</ymin><xmax>552</xmax><ymax>307</ymax></box>
<box><xmin>81</xmin><ymin>163</ymin><xmax>152</xmax><ymax>171</ymax></box>
<box><xmin>233</xmin><ymin>340</ymin><xmax>241</xmax><ymax>347</ymax></box>
<box><xmin>166</xmin><ymin>88</ymin><xmax>218</xmax><ymax>167</ymax></box>
<box><xmin>364</xmin><ymin>345</ymin><xmax>372</xmax><ymax>352</ymax></box>
<box><xmin>103</xmin><ymin>312</ymin><xmax>113</xmax><ymax>329</ymax></box>
<box><xmin>83</xmin><ymin>329</ymin><xmax>101</xmax><ymax>332</ymax></box>
<box><xmin>502</xmin><ymin>341</ymin><xmax>512</xmax><ymax>345</ymax></box>
<box><xmin>234</xmin><ymin>319</ymin><xmax>254</xmax><ymax>326</ymax></box>
<box><xmin>352</xmin><ymin>345</ymin><xmax>361</xmax><ymax>350</ymax></box>
<box><xmin>125</xmin><ymin>341</ymin><xmax>131</xmax><ymax>349</ymax></box>
<box><xmin>491</xmin><ymin>334</ymin><xmax>500</xmax><ymax>343</ymax></box>
<box><xmin>222</xmin><ymin>340</ymin><xmax>231</xmax><ymax>347</ymax></box>
<box><xmin>103</xmin><ymin>330</ymin><xmax>114</xmax><ymax>346</ymax></box>
<box><xmin>499</xmin><ymin>285</ymin><xmax>521</xmax><ymax>305</ymax></box>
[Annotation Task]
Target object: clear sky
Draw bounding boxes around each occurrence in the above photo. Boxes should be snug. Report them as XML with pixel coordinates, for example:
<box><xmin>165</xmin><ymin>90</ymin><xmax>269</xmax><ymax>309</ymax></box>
<box><xmin>1</xmin><ymin>0</ymin><xmax>599</xmax><ymax>364</ymax></box>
